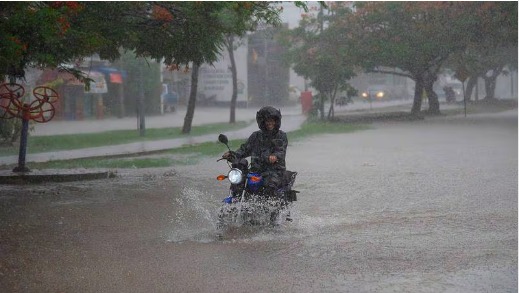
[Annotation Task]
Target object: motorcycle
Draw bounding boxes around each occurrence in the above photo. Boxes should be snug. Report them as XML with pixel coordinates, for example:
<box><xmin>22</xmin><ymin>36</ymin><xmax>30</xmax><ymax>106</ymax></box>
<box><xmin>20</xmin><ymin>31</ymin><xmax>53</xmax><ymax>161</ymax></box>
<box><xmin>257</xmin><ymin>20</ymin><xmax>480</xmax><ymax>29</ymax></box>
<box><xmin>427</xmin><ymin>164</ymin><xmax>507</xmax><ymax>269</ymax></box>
<box><xmin>215</xmin><ymin>134</ymin><xmax>299</xmax><ymax>231</ymax></box>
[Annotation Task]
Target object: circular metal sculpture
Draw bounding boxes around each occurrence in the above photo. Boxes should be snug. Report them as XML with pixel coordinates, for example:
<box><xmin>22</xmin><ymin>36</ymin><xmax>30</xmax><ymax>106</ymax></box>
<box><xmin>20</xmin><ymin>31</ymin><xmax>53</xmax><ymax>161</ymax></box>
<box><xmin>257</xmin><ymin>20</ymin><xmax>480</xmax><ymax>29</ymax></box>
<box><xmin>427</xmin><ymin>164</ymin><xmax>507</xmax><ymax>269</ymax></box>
<box><xmin>0</xmin><ymin>83</ymin><xmax>25</xmax><ymax>119</ymax></box>
<box><xmin>0</xmin><ymin>83</ymin><xmax>60</xmax><ymax>172</ymax></box>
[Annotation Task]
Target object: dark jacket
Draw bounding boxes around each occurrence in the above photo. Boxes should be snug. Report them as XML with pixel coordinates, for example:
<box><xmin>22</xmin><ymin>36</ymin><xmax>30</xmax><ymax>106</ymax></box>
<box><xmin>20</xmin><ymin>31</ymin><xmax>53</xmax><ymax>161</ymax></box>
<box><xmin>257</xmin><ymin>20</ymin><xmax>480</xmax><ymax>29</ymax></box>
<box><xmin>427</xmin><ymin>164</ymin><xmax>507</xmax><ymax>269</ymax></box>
<box><xmin>234</xmin><ymin>129</ymin><xmax>288</xmax><ymax>174</ymax></box>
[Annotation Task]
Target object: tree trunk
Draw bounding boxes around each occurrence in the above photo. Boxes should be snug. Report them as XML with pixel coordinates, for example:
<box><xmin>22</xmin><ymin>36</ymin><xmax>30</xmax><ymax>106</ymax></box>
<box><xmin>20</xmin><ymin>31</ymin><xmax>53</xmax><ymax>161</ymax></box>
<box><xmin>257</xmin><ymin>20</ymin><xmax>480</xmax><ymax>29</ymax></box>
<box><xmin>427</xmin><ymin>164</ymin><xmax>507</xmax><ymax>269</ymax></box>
<box><xmin>327</xmin><ymin>85</ymin><xmax>338</xmax><ymax>119</ymax></box>
<box><xmin>411</xmin><ymin>79</ymin><xmax>424</xmax><ymax>115</ymax></box>
<box><xmin>425</xmin><ymin>85</ymin><xmax>440</xmax><ymax>114</ymax></box>
<box><xmin>226</xmin><ymin>36</ymin><xmax>238</xmax><ymax>124</ymax></box>
<box><xmin>118</xmin><ymin>83</ymin><xmax>125</xmax><ymax>118</ymax></box>
<box><xmin>483</xmin><ymin>66</ymin><xmax>502</xmax><ymax>100</ymax></box>
<box><xmin>116</xmin><ymin>58</ymin><xmax>126</xmax><ymax>118</ymax></box>
<box><xmin>422</xmin><ymin>66</ymin><xmax>440</xmax><ymax>115</ymax></box>
<box><xmin>327</xmin><ymin>99</ymin><xmax>334</xmax><ymax>119</ymax></box>
<box><xmin>425</xmin><ymin>80</ymin><xmax>440</xmax><ymax>115</ymax></box>
<box><xmin>464</xmin><ymin>75</ymin><xmax>478</xmax><ymax>102</ymax></box>
<box><xmin>483</xmin><ymin>76</ymin><xmax>497</xmax><ymax>99</ymax></box>
<box><xmin>319</xmin><ymin>93</ymin><xmax>326</xmax><ymax>120</ymax></box>
<box><xmin>138</xmin><ymin>61</ymin><xmax>146</xmax><ymax>137</ymax></box>
<box><xmin>182</xmin><ymin>63</ymin><xmax>200</xmax><ymax>134</ymax></box>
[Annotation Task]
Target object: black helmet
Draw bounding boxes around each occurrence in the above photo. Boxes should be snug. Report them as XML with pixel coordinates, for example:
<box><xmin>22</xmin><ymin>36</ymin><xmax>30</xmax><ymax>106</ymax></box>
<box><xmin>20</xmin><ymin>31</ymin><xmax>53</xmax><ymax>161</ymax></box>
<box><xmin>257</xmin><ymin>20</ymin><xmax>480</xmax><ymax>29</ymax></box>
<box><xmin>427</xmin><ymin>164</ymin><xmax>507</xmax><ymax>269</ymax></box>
<box><xmin>256</xmin><ymin>106</ymin><xmax>282</xmax><ymax>132</ymax></box>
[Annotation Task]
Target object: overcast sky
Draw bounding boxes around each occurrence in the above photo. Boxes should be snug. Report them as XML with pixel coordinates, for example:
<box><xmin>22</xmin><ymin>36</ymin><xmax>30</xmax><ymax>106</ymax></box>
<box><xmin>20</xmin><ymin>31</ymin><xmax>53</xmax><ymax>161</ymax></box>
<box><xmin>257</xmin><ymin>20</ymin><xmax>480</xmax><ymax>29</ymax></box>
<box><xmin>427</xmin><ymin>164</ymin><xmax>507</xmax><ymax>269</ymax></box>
<box><xmin>279</xmin><ymin>1</ymin><xmax>320</xmax><ymax>29</ymax></box>
<box><xmin>279</xmin><ymin>2</ymin><xmax>302</xmax><ymax>28</ymax></box>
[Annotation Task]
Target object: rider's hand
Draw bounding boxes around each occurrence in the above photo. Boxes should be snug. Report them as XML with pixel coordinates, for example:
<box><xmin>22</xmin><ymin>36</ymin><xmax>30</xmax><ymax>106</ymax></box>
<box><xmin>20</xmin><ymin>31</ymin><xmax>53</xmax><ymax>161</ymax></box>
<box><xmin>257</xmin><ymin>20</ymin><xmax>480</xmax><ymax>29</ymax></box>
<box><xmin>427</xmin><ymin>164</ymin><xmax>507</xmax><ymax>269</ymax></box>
<box><xmin>268</xmin><ymin>155</ymin><xmax>278</xmax><ymax>164</ymax></box>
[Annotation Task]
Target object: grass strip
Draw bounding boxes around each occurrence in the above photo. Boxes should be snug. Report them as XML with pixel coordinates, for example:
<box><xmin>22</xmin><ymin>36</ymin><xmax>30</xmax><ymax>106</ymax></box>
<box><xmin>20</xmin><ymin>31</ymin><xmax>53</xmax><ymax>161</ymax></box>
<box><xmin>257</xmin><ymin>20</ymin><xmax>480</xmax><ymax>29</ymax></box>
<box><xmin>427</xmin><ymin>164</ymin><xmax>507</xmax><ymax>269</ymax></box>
<box><xmin>0</xmin><ymin>121</ymin><xmax>249</xmax><ymax>156</ymax></box>
<box><xmin>11</xmin><ymin>121</ymin><xmax>369</xmax><ymax>169</ymax></box>
<box><xmin>7</xmin><ymin>100</ymin><xmax>515</xmax><ymax>170</ymax></box>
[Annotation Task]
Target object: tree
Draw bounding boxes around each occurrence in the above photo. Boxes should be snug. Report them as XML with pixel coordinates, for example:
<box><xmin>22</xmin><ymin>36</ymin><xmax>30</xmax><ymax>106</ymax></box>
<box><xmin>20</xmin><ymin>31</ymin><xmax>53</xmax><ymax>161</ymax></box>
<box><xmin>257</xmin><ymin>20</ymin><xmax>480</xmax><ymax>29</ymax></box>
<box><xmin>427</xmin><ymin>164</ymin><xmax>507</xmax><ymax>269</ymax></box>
<box><xmin>179</xmin><ymin>2</ymin><xmax>287</xmax><ymax>131</ymax></box>
<box><xmin>212</xmin><ymin>2</ymin><xmax>311</xmax><ymax>124</ymax></box>
<box><xmin>281</xmin><ymin>3</ymin><xmax>356</xmax><ymax>120</ymax></box>
<box><xmin>0</xmin><ymin>2</ymin><xmax>102</xmax><ymax>83</ymax></box>
<box><xmin>447</xmin><ymin>2</ymin><xmax>518</xmax><ymax>101</ymax></box>
<box><xmin>0</xmin><ymin>2</ymin><xmax>286</xmax><ymax>134</ymax></box>
<box><xmin>345</xmin><ymin>2</ymin><xmax>479</xmax><ymax>115</ymax></box>
<box><xmin>217</xmin><ymin>2</ymin><xmax>284</xmax><ymax>123</ymax></box>
<box><xmin>173</xmin><ymin>2</ymin><xmax>232</xmax><ymax>134</ymax></box>
<box><xmin>223</xmin><ymin>35</ymin><xmax>240</xmax><ymax>123</ymax></box>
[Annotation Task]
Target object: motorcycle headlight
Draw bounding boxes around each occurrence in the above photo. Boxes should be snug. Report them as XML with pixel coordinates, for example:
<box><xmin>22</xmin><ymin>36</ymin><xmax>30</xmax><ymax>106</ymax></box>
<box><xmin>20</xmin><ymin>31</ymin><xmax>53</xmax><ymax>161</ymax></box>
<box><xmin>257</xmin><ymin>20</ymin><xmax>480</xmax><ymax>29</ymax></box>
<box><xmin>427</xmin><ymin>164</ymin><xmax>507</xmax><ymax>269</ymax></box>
<box><xmin>228</xmin><ymin>169</ymin><xmax>243</xmax><ymax>184</ymax></box>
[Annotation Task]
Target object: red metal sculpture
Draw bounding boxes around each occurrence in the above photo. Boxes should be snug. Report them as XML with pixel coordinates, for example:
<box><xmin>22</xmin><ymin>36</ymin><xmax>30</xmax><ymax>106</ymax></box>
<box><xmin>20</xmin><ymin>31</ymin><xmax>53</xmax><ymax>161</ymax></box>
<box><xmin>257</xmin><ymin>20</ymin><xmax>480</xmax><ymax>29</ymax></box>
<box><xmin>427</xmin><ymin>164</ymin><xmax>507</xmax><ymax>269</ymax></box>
<box><xmin>0</xmin><ymin>83</ymin><xmax>59</xmax><ymax>172</ymax></box>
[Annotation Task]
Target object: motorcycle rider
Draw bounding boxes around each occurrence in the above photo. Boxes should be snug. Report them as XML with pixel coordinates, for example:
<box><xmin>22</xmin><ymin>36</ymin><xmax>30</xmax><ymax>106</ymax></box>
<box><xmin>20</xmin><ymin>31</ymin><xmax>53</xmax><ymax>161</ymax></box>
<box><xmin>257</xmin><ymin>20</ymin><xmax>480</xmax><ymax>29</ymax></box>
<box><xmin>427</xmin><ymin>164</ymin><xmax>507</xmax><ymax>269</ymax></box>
<box><xmin>222</xmin><ymin>106</ymin><xmax>288</xmax><ymax>197</ymax></box>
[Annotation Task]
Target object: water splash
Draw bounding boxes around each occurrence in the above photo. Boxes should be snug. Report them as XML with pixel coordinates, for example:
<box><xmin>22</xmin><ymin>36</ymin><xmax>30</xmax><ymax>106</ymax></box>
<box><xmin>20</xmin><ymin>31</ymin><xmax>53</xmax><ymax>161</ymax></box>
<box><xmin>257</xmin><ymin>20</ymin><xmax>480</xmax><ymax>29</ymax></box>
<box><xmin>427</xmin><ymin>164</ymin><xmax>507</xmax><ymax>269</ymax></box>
<box><xmin>166</xmin><ymin>186</ymin><xmax>219</xmax><ymax>243</ymax></box>
<box><xmin>165</xmin><ymin>183</ymin><xmax>346</xmax><ymax>243</ymax></box>
<box><xmin>215</xmin><ymin>197</ymin><xmax>296</xmax><ymax>241</ymax></box>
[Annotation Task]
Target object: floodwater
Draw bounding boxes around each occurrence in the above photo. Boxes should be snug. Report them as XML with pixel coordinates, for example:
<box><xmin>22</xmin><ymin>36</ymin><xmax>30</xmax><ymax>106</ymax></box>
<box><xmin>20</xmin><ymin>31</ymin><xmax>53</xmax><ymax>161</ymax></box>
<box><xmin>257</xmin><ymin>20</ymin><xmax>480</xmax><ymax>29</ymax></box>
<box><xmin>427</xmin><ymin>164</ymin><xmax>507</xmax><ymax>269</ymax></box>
<box><xmin>0</xmin><ymin>110</ymin><xmax>517</xmax><ymax>292</ymax></box>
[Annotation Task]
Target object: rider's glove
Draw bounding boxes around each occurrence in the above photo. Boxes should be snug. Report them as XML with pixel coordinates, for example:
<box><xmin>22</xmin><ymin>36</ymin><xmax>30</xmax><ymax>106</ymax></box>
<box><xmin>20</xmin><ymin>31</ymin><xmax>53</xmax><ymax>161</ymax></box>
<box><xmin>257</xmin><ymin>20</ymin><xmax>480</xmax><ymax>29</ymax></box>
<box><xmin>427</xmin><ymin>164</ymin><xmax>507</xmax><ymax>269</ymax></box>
<box><xmin>223</xmin><ymin>151</ymin><xmax>236</xmax><ymax>160</ymax></box>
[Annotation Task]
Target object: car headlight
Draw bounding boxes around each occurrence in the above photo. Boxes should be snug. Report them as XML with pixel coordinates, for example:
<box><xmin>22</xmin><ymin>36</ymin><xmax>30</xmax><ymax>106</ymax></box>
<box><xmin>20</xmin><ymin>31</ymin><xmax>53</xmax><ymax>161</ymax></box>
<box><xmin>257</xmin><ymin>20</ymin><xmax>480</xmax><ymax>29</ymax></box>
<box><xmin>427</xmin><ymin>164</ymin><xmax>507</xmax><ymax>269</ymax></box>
<box><xmin>376</xmin><ymin>91</ymin><xmax>384</xmax><ymax>98</ymax></box>
<box><xmin>362</xmin><ymin>92</ymin><xmax>368</xmax><ymax>98</ymax></box>
<box><xmin>228</xmin><ymin>169</ymin><xmax>243</xmax><ymax>184</ymax></box>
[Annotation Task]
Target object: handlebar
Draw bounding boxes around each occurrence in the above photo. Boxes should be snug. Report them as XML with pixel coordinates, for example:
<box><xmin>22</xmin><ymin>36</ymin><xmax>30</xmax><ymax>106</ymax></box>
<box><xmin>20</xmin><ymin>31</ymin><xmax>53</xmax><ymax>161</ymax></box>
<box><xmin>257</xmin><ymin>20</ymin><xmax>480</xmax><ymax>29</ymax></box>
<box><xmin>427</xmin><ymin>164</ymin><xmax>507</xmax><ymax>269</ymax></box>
<box><xmin>217</xmin><ymin>151</ymin><xmax>236</xmax><ymax>162</ymax></box>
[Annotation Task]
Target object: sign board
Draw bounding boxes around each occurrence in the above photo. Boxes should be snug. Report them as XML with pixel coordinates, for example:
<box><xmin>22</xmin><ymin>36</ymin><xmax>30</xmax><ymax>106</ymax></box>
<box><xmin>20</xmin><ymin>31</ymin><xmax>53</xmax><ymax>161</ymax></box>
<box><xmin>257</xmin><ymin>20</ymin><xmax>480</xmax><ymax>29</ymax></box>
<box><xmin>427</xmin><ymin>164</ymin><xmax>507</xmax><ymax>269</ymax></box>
<box><xmin>84</xmin><ymin>71</ymin><xmax>108</xmax><ymax>94</ymax></box>
<box><xmin>198</xmin><ymin>39</ymin><xmax>248</xmax><ymax>103</ymax></box>
<box><xmin>454</xmin><ymin>67</ymin><xmax>469</xmax><ymax>82</ymax></box>
<box><xmin>109</xmin><ymin>72</ymin><xmax>123</xmax><ymax>84</ymax></box>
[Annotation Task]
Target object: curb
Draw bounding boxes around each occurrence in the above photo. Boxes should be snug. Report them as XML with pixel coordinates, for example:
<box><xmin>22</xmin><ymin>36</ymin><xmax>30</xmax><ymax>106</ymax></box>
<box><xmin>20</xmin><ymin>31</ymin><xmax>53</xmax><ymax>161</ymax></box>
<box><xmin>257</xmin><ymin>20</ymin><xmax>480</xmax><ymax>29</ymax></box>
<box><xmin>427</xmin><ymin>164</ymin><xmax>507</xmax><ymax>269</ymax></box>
<box><xmin>0</xmin><ymin>169</ymin><xmax>117</xmax><ymax>185</ymax></box>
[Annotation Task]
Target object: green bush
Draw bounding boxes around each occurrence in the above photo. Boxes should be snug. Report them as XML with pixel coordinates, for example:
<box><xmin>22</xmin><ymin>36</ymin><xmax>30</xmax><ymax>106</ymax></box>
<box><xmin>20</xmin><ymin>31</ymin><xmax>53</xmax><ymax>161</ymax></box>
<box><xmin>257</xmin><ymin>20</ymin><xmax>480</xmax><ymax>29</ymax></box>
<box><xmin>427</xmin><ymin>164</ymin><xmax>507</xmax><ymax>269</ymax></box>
<box><xmin>0</xmin><ymin>118</ymin><xmax>21</xmax><ymax>146</ymax></box>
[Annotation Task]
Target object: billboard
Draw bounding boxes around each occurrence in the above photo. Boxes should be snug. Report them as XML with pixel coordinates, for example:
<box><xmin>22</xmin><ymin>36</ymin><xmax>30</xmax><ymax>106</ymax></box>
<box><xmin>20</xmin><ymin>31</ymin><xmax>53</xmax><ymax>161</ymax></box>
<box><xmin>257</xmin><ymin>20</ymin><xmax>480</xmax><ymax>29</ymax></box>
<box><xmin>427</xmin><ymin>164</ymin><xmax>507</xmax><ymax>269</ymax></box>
<box><xmin>198</xmin><ymin>38</ymin><xmax>248</xmax><ymax>105</ymax></box>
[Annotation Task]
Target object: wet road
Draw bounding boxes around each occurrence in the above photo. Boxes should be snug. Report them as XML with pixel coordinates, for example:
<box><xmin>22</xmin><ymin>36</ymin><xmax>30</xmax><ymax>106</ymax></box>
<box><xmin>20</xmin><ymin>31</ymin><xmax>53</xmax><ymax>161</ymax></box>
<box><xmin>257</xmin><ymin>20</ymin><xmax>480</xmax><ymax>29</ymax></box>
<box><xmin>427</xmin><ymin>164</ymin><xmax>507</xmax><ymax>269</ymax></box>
<box><xmin>0</xmin><ymin>110</ymin><xmax>516</xmax><ymax>292</ymax></box>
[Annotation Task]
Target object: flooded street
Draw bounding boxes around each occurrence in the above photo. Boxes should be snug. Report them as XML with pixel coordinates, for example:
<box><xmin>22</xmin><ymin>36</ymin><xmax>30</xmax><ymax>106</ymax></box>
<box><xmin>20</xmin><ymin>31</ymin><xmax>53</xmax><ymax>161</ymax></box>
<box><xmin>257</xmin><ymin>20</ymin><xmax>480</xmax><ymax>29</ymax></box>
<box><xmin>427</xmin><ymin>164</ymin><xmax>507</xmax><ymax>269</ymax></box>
<box><xmin>1</xmin><ymin>110</ymin><xmax>517</xmax><ymax>292</ymax></box>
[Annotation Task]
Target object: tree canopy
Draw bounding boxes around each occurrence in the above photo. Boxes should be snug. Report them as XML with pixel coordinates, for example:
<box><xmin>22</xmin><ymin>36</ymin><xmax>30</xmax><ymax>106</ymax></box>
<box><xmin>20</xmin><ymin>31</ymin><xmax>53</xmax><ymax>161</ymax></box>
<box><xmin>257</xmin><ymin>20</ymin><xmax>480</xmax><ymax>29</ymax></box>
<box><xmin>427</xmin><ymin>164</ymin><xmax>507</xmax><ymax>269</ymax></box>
<box><xmin>282</xmin><ymin>1</ymin><xmax>517</xmax><ymax>117</ymax></box>
<box><xmin>0</xmin><ymin>2</ymin><xmax>283</xmax><ymax>82</ymax></box>
<box><xmin>281</xmin><ymin>3</ymin><xmax>357</xmax><ymax>119</ymax></box>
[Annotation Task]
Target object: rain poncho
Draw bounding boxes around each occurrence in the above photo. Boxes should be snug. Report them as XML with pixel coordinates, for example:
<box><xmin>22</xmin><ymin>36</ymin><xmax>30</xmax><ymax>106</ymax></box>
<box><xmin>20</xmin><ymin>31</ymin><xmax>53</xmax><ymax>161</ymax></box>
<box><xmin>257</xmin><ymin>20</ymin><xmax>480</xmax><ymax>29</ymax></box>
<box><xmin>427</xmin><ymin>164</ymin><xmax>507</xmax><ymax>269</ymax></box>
<box><xmin>234</xmin><ymin>106</ymin><xmax>287</xmax><ymax>189</ymax></box>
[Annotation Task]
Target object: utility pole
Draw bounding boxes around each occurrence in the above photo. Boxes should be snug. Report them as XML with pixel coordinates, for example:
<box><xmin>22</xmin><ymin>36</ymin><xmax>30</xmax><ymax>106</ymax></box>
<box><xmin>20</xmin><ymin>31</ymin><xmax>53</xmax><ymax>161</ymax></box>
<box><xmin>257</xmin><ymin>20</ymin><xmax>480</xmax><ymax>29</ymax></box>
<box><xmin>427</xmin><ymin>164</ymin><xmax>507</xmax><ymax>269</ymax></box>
<box><xmin>264</xmin><ymin>31</ymin><xmax>269</xmax><ymax>104</ymax></box>
<box><xmin>138</xmin><ymin>58</ymin><xmax>146</xmax><ymax>136</ymax></box>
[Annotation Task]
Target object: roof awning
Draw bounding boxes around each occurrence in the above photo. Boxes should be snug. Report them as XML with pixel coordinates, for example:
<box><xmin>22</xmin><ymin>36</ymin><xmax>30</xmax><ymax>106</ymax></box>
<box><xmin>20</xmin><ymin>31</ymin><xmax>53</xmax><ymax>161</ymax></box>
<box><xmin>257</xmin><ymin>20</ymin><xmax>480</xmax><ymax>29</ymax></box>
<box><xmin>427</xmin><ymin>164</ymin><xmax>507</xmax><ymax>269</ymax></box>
<box><xmin>94</xmin><ymin>67</ymin><xmax>127</xmax><ymax>84</ymax></box>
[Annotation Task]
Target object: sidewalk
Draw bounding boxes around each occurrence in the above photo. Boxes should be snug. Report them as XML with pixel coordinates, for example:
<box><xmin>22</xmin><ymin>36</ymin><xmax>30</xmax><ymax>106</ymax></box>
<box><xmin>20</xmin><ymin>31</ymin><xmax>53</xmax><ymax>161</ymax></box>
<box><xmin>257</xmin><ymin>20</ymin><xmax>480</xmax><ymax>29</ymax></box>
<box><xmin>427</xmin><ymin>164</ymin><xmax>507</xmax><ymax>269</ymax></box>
<box><xmin>0</xmin><ymin>100</ymin><xmax>468</xmax><ymax>183</ymax></box>
<box><xmin>0</xmin><ymin>100</ymin><xmax>452</xmax><ymax>166</ymax></box>
<box><xmin>31</xmin><ymin>105</ymin><xmax>303</xmax><ymax>136</ymax></box>
<box><xmin>30</xmin><ymin>100</ymin><xmax>416</xmax><ymax>136</ymax></box>
<box><xmin>0</xmin><ymin>106</ymin><xmax>307</xmax><ymax>183</ymax></box>
<box><xmin>0</xmin><ymin>106</ymin><xmax>307</xmax><ymax>166</ymax></box>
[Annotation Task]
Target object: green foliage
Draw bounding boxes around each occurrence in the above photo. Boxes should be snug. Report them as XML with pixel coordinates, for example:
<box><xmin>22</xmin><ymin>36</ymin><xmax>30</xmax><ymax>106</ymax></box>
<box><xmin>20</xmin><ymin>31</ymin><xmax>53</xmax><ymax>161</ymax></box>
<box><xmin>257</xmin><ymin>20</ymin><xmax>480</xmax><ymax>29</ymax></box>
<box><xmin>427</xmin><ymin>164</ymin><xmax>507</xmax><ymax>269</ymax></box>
<box><xmin>446</xmin><ymin>2</ymin><xmax>518</xmax><ymax>88</ymax></box>
<box><xmin>32</xmin><ymin>157</ymin><xmax>174</xmax><ymax>169</ymax></box>
<box><xmin>116</xmin><ymin>51</ymin><xmax>161</xmax><ymax>114</ymax></box>
<box><xmin>348</xmin><ymin>2</ymin><xmax>472</xmax><ymax>75</ymax></box>
<box><xmin>290</xmin><ymin>120</ymin><xmax>369</xmax><ymax>140</ymax></box>
<box><xmin>6</xmin><ymin>120</ymin><xmax>369</xmax><ymax>169</ymax></box>
<box><xmin>0</xmin><ymin>121</ymin><xmax>248</xmax><ymax>156</ymax></box>
<box><xmin>347</xmin><ymin>2</ymin><xmax>516</xmax><ymax>80</ymax></box>
<box><xmin>0</xmin><ymin>2</ymin><xmax>110</xmax><ymax>82</ymax></box>
<box><xmin>0</xmin><ymin>118</ymin><xmax>21</xmax><ymax>145</ymax></box>
<box><xmin>280</xmin><ymin>3</ymin><xmax>357</xmax><ymax>119</ymax></box>
<box><xmin>1</xmin><ymin>2</ymin><xmax>284</xmax><ymax>82</ymax></box>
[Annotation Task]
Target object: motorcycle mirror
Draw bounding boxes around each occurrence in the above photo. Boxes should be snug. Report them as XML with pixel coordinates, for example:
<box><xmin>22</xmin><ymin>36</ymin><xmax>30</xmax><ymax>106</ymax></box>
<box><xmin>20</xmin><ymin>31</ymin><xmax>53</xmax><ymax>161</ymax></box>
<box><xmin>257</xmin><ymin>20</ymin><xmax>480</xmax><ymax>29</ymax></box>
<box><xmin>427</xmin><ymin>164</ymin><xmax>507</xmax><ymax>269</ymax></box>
<box><xmin>272</xmin><ymin>139</ymin><xmax>284</xmax><ymax>148</ymax></box>
<box><xmin>218</xmin><ymin>134</ymin><xmax>228</xmax><ymax>145</ymax></box>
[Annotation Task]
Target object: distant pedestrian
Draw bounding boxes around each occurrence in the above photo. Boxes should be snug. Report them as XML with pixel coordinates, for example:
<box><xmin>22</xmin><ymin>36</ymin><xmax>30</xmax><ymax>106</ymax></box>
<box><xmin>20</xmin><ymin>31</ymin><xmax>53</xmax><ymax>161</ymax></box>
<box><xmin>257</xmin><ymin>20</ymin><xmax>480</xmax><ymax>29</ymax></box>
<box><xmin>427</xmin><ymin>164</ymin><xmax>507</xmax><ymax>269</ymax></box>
<box><xmin>164</xmin><ymin>90</ymin><xmax>178</xmax><ymax>112</ymax></box>
<box><xmin>443</xmin><ymin>86</ymin><xmax>456</xmax><ymax>103</ymax></box>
